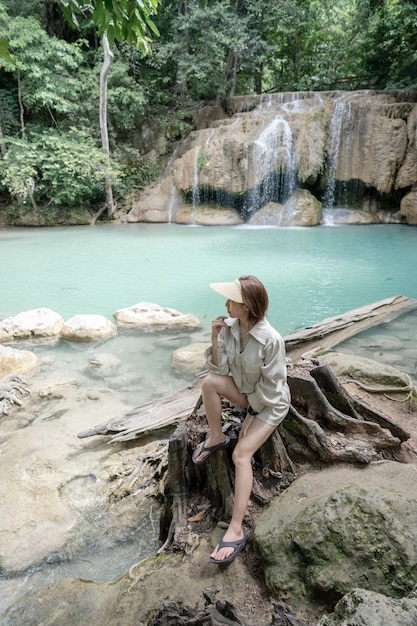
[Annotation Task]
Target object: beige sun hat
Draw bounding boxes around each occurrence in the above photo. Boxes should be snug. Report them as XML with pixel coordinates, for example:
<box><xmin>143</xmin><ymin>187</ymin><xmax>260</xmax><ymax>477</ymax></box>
<box><xmin>209</xmin><ymin>278</ymin><xmax>243</xmax><ymax>303</ymax></box>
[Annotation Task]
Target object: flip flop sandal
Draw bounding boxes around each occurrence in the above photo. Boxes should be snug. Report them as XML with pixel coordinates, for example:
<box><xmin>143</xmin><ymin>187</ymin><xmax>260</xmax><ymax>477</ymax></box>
<box><xmin>192</xmin><ymin>434</ymin><xmax>230</xmax><ymax>465</ymax></box>
<box><xmin>210</xmin><ymin>533</ymin><xmax>249</xmax><ymax>565</ymax></box>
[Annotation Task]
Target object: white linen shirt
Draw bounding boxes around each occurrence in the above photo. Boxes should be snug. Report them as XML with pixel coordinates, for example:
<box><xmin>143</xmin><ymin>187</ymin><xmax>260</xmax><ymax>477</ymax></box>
<box><xmin>205</xmin><ymin>317</ymin><xmax>291</xmax><ymax>427</ymax></box>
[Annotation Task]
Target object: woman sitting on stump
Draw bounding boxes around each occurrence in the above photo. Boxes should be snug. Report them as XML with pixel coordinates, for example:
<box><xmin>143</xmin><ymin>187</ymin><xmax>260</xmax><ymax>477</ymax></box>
<box><xmin>192</xmin><ymin>275</ymin><xmax>291</xmax><ymax>565</ymax></box>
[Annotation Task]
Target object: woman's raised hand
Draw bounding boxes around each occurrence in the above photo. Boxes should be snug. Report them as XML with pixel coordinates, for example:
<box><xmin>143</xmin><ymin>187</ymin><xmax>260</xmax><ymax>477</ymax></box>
<box><xmin>211</xmin><ymin>315</ymin><xmax>228</xmax><ymax>338</ymax></box>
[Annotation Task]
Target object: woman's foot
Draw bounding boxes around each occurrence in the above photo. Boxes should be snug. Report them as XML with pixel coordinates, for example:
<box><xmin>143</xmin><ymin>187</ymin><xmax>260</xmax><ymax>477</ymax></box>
<box><xmin>192</xmin><ymin>434</ymin><xmax>230</xmax><ymax>464</ymax></box>
<box><xmin>210</xmin><ymin>529</ymin><xmax>248</xmax><ymax>564</ymax></box>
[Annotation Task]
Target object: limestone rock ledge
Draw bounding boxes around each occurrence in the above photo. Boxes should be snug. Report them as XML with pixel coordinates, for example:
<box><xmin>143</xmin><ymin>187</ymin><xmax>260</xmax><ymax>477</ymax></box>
<box><xmin>174</xmin><ymin>205</ymin><xmax>243</xmax><ymax>226</ymax></box>
<box><xmin>125</xmin><ymin>90</ymin><xmax>417</xmax><ymax>227</ymax></box>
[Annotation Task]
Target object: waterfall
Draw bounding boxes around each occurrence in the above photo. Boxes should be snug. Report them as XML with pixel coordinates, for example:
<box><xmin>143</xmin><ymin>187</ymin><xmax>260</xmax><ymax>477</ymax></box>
<box><xmin>246</xmin><ymin>116</ymin><xmax>296</xmax><ymax>217</ymax></box>
<box><xmin>167</xmin><ymin>178</ymin><xmax>177</xmax><ymax>223</ymax></box>
<box><xmin>322</xmin><ymin>98</ymin><xmax>351</xmax><ymax>210</ymax></box>
<box><xmin>191</xmin><ymin>146</ymin><xmax>201</xmax><ymax>210</ymax></box>
<box><xmin>161</xmin><ymin>146</ymin><xmax>179</xmax><ymax>223</ymax></box>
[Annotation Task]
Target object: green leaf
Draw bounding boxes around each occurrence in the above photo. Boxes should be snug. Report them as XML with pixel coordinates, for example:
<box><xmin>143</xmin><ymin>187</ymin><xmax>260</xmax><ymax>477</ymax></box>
<box><xmin>0</xmin><ymin>37</ymin><xmax>15</xmax><ymax>67</ymax></box>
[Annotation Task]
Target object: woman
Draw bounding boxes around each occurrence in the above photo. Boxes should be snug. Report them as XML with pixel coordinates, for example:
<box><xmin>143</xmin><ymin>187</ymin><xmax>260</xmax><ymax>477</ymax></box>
<box><xmin>192</xmin><ymin>275</ymin><xmax>291</xmax><ymax>565</ymax></box>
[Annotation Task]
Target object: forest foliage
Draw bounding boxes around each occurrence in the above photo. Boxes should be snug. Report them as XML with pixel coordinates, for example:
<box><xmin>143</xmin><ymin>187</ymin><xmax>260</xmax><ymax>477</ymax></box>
<box><xmin>0</xmin><ymin>0</ymin><xmax>416</xmax><ymax>214</ymax></box>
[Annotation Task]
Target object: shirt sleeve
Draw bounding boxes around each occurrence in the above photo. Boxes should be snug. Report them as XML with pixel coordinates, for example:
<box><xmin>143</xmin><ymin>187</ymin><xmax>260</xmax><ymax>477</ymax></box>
<box><xmin>246</xmin><ymin>336</ymin><xmax>287</xmax><ymax>413</ymax></box>
<box><xmin>204</xmin><ymin>331</ymin><xmax>230</xmax><ymax>376</ymax></box>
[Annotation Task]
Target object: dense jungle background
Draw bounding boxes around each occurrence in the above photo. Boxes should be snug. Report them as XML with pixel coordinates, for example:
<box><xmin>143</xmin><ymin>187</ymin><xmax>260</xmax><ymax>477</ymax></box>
<box><xmin>0</xmin><ymin>0</ymin><xmax>416</xmax><ymax>221</ymax></box>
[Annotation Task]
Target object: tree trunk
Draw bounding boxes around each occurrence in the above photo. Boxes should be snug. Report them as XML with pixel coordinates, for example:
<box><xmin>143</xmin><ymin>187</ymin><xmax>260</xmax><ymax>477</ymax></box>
<box><xmin>100</xmin><ymin>33</ymin><xmax>116</xmax><ymax>219</ymax></box>
<box><xmin>225</xmin><ymin>50</ymin><xmax>238</xmax><ymax>97</ymax></box>
<box><xmin>16</xmin><ymin>68</ymin><xmax>38</xmax><ymax>212</ymax></box>
<box><xmin>159</xmin><ymin>358</ymin><xmax>410</xmax><ymax>552</ymax></box>
<box><xmin>0</xmin><ymin>119</ymin><xmax>7</xmax><ymax>157</ymax></box>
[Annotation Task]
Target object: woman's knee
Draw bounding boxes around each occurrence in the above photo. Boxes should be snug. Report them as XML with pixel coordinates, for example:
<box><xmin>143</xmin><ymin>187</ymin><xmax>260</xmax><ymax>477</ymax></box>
<box><xmin>232</xmin><ymin>444</ymin><xmax>251</xmax><ymax>468</ymax></box>
<box><xmin>201</xmin><ymin>373</ymin><xmax>218</xmax><ymax>395</ymax></box>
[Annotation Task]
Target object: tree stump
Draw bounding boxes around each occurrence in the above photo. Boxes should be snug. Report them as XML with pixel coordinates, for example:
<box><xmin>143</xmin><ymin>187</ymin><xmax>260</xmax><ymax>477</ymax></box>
<box><xmin>159</xmin><ymin>358</ymin><xmax>409</xmax><ymax>552</ymax></box>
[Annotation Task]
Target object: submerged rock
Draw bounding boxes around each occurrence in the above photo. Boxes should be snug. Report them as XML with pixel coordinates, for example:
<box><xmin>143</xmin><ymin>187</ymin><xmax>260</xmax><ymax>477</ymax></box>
<box><xmin>324</xmin><ymin>351</ymin><xmax>412</xmax><ymax>387</ymax></box>
<box><xmin>171</xmin><ymin>342</ymin><xmax>210</xmax><ymax>374</ymax></box>
<box><xmin>0</xmin><ymin>345</ymin><xmax>38</xmax><ymax>376</ymax></box>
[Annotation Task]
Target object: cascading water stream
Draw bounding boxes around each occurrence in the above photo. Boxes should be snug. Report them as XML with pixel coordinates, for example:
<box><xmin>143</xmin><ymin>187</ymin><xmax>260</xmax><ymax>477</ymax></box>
<box><xmin>246</xmin><ymin>116</ymin><xmax>296</xmax><ymax>220</ymax></box>
<box><xmin>322</xmin><ymin>97</ymin><xmax>352</xmax><ymax>220</ymax></box>
<box><xmin>161</xmin><ymin>146</ymin><xmax>179</xmax><ymax>223</ymax></box>
<box><xmin>191</xmin><ymin>145</ymin><xmax>201</xmax><ymax>210</ymax></box>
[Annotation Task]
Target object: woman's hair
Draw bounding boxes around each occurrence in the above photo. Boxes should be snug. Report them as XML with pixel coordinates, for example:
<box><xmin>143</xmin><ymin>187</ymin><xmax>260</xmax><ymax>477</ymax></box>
<box><xmin>239</xmin><ymin>275</ymin><xmax>269</xmax><ymax>323</ymax></box>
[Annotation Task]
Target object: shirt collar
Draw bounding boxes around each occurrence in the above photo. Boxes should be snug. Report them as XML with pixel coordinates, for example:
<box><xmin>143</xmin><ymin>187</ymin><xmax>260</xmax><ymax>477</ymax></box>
<box><xmin>228</xmin><ymin>317</ymin><xmax>271</xmax><ymax>345</ymax></box>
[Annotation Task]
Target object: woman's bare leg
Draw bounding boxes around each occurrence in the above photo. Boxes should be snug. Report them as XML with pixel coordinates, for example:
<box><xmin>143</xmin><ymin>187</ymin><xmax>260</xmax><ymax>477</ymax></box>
<box><xmin>193</xmin><ymin>373</ymin><xmax>248</xmax><ymax>463</ymax></box>
<box><xmin>210</xmin><ymin>418</ymin><xmax>275</xmax><ymax>562</ymax></box>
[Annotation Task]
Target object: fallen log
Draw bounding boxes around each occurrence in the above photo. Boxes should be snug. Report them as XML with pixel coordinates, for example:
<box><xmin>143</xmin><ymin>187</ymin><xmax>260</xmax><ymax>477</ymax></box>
<box><xmin>77</xmin><ymin>377</ymin><xmax>203</xmax><ymax>441</ymax></box>
<box><xmin>284</xmin><ymin>295</ymin><xmax>417</xmax><ymax>363</ymax></box>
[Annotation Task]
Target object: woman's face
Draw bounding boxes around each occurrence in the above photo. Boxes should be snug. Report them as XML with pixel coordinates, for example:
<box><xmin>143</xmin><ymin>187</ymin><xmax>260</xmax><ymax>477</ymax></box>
<box><xmin>226</xmin><ymin>299</ymin><xmax>247</xmax><ymax>319</ymax></box>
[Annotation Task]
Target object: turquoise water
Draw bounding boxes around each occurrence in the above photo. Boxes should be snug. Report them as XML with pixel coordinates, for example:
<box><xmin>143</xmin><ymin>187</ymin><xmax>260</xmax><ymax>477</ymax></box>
<box><xmin>1</xmin><ymin>223</ymin><xmax>416</xmax><ymax>335</ymax></box>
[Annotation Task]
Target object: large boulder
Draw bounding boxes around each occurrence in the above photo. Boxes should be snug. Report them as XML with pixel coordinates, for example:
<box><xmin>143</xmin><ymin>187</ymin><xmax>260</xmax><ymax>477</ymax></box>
<box><xmin>0</xmin><ymin>308</ymin><xmax>64</xmax><ymax>341</ymax></box>
<box><xmin>61</xmin><ymin>315</ymin><xmax>117</xmax><ymax>341</ymax></box>
<box><xmin>249</xmin><ymin>190</ymin><xmax>322</xmax><ymax>226</ymax></box>
<box><xmin>254</xmin><ymin>462</ymin><xmax>417</xmax><ymax>614</ymax></box>
<box><xmin>280</xmin><ymin>189</ymin><xmax>322</xmax><ymax>226</ymax></box>
<box><xmin>114</xmin><ymin>302</ymin><xmax>200</xmax><ymax>329</ymax></box>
